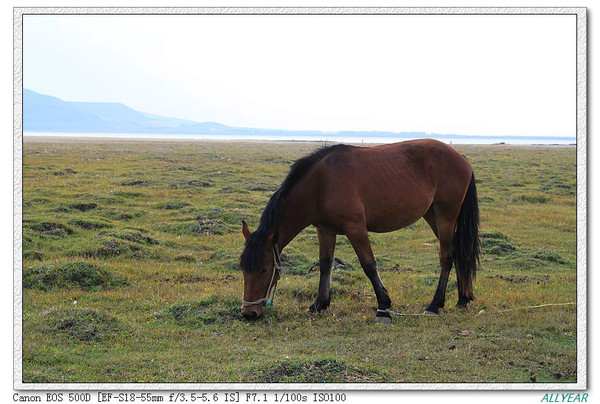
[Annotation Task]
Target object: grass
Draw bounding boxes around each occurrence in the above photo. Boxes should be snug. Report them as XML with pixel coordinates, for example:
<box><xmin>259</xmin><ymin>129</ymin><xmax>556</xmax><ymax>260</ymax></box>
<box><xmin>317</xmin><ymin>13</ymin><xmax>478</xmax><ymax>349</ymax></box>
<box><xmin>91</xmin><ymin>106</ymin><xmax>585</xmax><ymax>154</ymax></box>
<box><xmin>21</xmin><ymin>138</ymin><xmax>577</xmax><ymax>384</ymax></box>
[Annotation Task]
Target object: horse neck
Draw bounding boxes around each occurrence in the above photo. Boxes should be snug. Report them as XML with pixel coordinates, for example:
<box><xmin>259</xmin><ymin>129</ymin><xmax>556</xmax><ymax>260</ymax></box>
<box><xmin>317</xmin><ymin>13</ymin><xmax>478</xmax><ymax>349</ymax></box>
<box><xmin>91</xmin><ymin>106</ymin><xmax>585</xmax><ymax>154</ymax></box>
<box><xmin>275</xmin><ymin>181</ymin><xmax>314</xmax><ymax>250</ymax></box>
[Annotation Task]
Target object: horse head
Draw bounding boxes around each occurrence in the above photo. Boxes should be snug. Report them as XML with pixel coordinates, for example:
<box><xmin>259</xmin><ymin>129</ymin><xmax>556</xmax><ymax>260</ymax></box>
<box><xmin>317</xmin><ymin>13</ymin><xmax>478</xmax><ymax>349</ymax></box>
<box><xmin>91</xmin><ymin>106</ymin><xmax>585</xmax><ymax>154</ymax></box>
<box><xmin>239</xmin><ymin>221</ymin><xmax>281</xmax><ymax>320</ymax></box>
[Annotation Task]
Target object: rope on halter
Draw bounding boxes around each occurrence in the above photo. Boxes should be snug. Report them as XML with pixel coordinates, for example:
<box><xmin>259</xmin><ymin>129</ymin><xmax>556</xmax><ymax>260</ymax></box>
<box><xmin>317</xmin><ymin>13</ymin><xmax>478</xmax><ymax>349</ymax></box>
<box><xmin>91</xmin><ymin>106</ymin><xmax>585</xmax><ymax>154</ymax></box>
<box><xmin>475</xmin><ymin>301</ymin><xmax>576</xmax><ymax>316</ymax></box>
<box><xmin>377</xmin><ymin>301</ymin><xmax>576</xmax><ymax>317</ymax></box>
<box><xmin>377</xmin><ymin>309</ymin><xmax>435</xmax><ymax>317</ymax></box>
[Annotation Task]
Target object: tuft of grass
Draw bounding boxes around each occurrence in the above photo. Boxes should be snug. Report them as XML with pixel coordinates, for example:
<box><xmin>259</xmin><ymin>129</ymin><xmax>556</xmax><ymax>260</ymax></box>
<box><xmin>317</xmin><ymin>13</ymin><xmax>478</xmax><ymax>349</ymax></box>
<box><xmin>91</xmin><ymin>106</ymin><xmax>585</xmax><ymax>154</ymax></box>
<box><xmin>160</xmin><ymin>220</ymin><xmax>227</xmax><ymax>236</ymax></box>
<box><xmin>481</xmin><ymin>231</ymin><xmax>517</xmax><ymax>256</ymax></box>
<box><xmin>103</xmin><ymin>229</ymin><xmax>159</xmax><ymax>245</ymax></box>
<box><xmin>249</xmin><ymin>358</ymin><xmax>383</xmax><ymax>383</ymax></box>
<box><xmin>45</xmin><ymin>309</ymin><xmax>126</xmax><ymax>342</ymax></box>
<box><xmin>23</xmin><ymin>261</ymin><xmax>128</xmax><ymax>291</ymax></box>
<box><xmin>511</xmin><ymin>194</ymin><xmax>550</xmax><ymax>204</ymax></box>
<box><xmin>69</xmin><ymin>218</ymin><xmax>114</xmax><ymax>230</ymax></box>
<box><xmin>530</xmin><ymin>250</ymin><xmax>570</xmax><ymax>265</ymax></box>
<box><xmin>159</xmin><ymin>297</ymin><xmax>243</xmax><ymax>327</ymax></box>
<box><xmin>25</xmin><ymin>220</ymin><xmax>74</xmax><ymax>237</ymax></box>
<box><xmin>67</xmin><ymin>238</ymin><xmax>155</xmax><ymax>260</ymax></box>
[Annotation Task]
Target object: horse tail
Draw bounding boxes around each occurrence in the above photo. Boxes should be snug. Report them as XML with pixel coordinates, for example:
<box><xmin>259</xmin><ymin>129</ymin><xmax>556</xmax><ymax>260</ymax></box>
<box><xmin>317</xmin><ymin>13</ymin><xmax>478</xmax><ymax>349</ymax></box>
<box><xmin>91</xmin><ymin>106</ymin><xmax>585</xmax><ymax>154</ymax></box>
<box><xmin>452</xmin><ymin>172</ymin><xmax>481</xmax><ymax>301</ymax></box>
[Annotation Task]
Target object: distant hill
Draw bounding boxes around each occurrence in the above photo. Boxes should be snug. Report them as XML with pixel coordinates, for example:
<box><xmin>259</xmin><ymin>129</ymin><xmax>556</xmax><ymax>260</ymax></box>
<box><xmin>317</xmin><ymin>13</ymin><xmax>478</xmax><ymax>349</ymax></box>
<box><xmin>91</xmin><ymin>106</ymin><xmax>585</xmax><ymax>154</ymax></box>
<box><xmin>23</xmin><ymin>89</ymin><xmax>237</xmax><ymax>134</ymax></box>
<box><xmin>22</xmin><ymin>89</ymin><xmax>575</xmax><ymax>143</ymax></box>
<box><xmin>21</xmin><ymin>89</ymin><xmax>432</xmax><ymax>138</ymax></box>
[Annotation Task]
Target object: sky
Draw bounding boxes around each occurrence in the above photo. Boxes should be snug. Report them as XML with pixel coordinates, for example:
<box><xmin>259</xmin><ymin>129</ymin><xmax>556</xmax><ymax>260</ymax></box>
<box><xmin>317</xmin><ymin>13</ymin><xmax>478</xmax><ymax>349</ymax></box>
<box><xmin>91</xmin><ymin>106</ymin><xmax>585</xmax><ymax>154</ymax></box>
<box><xmin>23</xmin><ymin>13</ymin><xmax>576</xmax><ymax>137</ymax></box>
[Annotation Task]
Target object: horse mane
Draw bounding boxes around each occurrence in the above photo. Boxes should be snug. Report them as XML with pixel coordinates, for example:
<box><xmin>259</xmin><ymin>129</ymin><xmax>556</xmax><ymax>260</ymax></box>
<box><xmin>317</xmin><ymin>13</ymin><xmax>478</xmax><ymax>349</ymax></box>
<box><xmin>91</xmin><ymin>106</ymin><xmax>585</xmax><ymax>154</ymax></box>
<box><xmin>240</xmin><ymin>144</ymin><xmax>352</xmax><ymax>273</ymax></box>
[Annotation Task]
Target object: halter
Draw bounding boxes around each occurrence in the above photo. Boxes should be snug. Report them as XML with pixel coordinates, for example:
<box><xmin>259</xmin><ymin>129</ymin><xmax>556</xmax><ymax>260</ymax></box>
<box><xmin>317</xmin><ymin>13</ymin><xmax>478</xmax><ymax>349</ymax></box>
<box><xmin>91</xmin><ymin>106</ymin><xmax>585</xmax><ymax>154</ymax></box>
<box><xmin>241</xmin><ymin>244</ymin><xmax>284</xmax><ymax>307</ymax></box>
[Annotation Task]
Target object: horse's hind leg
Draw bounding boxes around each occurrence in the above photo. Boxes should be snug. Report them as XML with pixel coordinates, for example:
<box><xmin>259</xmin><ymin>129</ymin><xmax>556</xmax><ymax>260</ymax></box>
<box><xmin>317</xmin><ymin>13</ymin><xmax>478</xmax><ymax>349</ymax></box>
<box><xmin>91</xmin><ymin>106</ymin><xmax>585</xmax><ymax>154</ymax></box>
<box><xmin>344</xmin><ymin>223</ymin><xmax>392</xmax><ymax>322</ymax></box>
<box><xmin>310</xmin><ymin>228</ymin><xmax>336</xmax><ymax>313</ymax></box>
<box><xmin>424</xmin><ymin>209</ymin><xmax>454</xmax><ymax>315</ymax></box>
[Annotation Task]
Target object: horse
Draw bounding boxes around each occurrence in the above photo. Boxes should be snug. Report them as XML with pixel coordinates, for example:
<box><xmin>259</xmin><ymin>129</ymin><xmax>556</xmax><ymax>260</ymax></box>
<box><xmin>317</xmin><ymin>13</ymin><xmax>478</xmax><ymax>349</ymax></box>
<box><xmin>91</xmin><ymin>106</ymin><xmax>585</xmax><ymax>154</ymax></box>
<box><xmin>239</xmin><ymin>139</ymin><xmax>480</xmax><ymax>322</ymax></box>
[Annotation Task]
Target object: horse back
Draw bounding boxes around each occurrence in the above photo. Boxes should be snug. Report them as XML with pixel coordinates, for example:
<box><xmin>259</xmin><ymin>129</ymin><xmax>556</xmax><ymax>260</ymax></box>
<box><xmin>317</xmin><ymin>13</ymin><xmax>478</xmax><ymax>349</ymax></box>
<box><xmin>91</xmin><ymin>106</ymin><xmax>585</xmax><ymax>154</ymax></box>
<box><xmin>312</xmin><ymin>139</ymin><xmax>473</xmax><ymax>233</ymax></box>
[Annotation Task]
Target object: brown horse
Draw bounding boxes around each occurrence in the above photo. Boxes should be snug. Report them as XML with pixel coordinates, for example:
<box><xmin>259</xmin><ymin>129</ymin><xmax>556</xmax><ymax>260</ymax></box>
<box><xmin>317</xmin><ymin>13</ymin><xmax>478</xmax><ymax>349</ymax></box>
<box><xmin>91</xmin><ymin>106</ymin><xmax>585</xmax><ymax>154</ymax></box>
<box><xmin>239</xmin><ymin>139</ymin><xmax>480</xmax><ymax>321</ymax></box>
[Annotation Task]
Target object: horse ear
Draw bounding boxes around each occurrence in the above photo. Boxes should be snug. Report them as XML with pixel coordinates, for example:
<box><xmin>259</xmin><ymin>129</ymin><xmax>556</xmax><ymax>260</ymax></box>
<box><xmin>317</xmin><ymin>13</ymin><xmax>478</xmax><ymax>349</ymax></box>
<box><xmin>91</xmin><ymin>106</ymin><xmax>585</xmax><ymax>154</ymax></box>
<box><xmin>241</xmin><ymin>220</ymin><xmax>251</xmax><ymax>240</ymax></box>
<box><xmin>266</xmin><ymin>231</ymin><xmax>279</xmax><ymax>246</ymax></box>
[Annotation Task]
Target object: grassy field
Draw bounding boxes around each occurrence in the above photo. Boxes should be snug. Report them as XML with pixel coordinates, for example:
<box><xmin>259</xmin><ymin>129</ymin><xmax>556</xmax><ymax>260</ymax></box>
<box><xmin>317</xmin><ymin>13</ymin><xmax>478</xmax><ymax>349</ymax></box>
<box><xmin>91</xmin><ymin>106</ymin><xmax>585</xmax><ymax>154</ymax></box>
<box><xmin>21</xmin><ymin>137</ymin><xmax>577</xmax><ymax>384</ymax></box>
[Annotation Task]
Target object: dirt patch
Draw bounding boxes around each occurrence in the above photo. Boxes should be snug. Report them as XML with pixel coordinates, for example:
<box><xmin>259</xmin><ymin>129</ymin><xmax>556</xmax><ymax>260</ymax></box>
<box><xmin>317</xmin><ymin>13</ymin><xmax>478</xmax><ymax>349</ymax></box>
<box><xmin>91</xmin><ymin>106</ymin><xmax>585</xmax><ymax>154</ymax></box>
<box><xmin>68</xmin><ymin>202</ymin><xmax>98</xmax><ymax>212</ymax></box>
<box><xmin>247</xmin><ymin>181</ymin><xmax>277</xmax><ymax>192</ymax></box>
<box><xmin>100</xmin><ymin>208</ymin><xmax>145</xmax><ymax>221</ymax></box>
<box><xmin>539</xmin><ymin>181</ymin><xmax>575</xmax><ymax>197</ymax></box>
<box><xmin>156</xmin><ymin>201</ymin><xmax>192</xmax><ymax>210</ymax></box>
<box><xmin>380</xmin><ymin>263</ymin><xmax>415</xmax><ymax>273</ymax></box>
<box><xmin>171</xmin><ymin>179</ymin><xmax>213</xmax><ymax>189</ymax></box>
<box><xmin>53</xmin><ymin>168</ymin><xmax>78</xmax><ymax>176</ymax></box>
<box><xmin>119</xmin><ymin>179</ymin><xmax>152</xmax><ymax>186</ymax></box>
<box><xmin>488</xmin><ymin>274</ymin><xmax>529</xmax><ymax>284</ymax></box>
<box><xmin>488</xmin><ymin>274</ymin><xmax>551</xmax><ymax>284</ymax></box>
<box><xmin>69</xmin><ymin>218</ymin><xmax>114</xmax><ymax>230</ymax></box>
<box><xmin>165</xmin><ymin>274</ymin><xmax>211</xmax><ymax>283</ymax></box>
<box><xmin>250</xmin><ymin>359</ymin><xmax>383</xmax><ymax>383</ymax></box>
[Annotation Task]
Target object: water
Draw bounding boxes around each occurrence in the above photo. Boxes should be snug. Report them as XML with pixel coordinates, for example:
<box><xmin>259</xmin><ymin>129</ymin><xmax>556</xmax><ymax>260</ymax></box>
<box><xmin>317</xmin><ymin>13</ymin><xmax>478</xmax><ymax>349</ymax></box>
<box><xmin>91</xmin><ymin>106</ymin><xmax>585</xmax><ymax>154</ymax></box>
<box><xmin>23</xmin><ymin>132</ymin><xmax>576</xmax><ymax>145</ymax></box>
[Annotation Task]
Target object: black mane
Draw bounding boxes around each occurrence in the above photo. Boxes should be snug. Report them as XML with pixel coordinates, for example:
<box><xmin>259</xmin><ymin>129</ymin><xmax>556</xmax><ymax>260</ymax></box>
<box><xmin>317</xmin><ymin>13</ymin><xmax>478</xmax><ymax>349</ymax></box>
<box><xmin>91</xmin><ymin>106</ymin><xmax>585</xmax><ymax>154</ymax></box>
<box><xmin>240</xmin><ymin>144</ymin><xmax>352</xmax><ymax>273</ymax></box>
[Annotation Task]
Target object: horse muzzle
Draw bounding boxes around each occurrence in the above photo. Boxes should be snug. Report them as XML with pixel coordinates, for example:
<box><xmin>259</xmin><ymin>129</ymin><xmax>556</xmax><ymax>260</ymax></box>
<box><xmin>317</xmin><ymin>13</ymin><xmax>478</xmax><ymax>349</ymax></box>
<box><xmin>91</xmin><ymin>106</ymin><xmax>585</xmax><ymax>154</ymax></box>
<box><xmin>241</xmin><ymin>304</ymin><xmax>263</xmax><ymax>321</ymax></box>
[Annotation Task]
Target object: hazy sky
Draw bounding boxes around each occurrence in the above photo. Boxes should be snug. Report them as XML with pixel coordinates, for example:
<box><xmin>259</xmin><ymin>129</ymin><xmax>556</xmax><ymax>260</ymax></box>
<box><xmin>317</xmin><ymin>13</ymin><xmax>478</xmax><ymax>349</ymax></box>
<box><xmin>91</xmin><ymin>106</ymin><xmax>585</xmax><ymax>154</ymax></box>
<box><xmin>23</xmin><ymin>14</ymin><xmax>576</xmax><ymax>136</ymax></box>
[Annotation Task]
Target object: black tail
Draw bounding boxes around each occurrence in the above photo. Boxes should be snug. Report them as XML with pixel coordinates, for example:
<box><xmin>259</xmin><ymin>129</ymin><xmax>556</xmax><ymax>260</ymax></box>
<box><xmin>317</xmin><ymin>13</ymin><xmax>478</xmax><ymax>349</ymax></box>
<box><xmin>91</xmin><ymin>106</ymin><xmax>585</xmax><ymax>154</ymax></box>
<box><xmin>452</xmin><ymin>172</ymin><xmax>481</xmax><ymax>301</ymax></box>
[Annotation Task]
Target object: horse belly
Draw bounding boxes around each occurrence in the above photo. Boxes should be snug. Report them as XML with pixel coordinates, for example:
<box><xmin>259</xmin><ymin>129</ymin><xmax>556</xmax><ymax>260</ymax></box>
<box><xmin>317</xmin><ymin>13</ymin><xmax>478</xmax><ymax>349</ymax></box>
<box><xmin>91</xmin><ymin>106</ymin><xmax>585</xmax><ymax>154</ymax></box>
<box><xmin>365</xmin><ymin>198</ymin><xmax>431</xmax><ymax>233</ymax></box>
<box><xmin>361</xmin><ymin>177</ymin><xmax>434</xmax><ymax>233</ymax></box>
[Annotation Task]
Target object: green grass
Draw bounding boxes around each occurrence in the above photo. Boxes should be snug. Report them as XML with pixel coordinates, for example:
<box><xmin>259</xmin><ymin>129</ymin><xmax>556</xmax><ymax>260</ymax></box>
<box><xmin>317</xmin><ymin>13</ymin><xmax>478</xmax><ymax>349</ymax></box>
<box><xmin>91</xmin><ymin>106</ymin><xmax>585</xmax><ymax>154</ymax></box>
<box><xmin>21</xmin><ymin>138</ymin><xmax>577</xmax><ymax>384</ymax></box>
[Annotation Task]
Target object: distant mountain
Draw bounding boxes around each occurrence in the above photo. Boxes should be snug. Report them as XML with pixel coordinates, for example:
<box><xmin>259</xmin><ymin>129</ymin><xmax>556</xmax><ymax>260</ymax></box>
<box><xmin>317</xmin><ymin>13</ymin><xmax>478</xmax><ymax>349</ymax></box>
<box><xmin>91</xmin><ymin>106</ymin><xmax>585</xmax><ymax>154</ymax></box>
<box><xmin>23</xmin><ymin>89</ymin><xmax>239</xmax><ymax>134</ymax></box>
<box><xmin>22</xmin><ymin>90</ymin><xmax>575</xmax><ymax>143</ymax></box>
<box><xmin>20</xmin><ymin>89</ymin><xmax>433</xmax><ymax>138</ymax></box>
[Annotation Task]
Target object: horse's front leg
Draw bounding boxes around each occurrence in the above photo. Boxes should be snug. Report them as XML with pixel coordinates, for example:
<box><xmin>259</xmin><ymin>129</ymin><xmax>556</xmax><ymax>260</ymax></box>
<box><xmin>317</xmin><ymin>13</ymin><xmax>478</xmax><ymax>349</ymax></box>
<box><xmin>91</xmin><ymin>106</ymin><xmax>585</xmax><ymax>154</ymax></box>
<box><xmin>310</xmin><ymin>228</ymin><xmax>336</xmax><ymax>313</ymax></box>
<box><xmin>344</xmin><ymin>223</ymin><xmax>392</xmax><ymax>323</ymax></box>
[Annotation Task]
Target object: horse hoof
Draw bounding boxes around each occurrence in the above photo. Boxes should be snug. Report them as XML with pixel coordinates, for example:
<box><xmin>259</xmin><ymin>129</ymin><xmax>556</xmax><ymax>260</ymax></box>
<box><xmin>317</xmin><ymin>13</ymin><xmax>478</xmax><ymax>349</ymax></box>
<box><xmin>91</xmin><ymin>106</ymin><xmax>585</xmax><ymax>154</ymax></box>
<box><xmin>375</xmin><ymin>309</ymin><xmax>392</xmax><ymax>324</ymax></box>
<box><xmin>422</xmin><ymin>310</ymin><xmax>439</xmax><ymax>316</ymax></box>
<box><xmin>375</xmin><ymin>315</ymin><xmax>392</xmax><ymax>324</ymax></box>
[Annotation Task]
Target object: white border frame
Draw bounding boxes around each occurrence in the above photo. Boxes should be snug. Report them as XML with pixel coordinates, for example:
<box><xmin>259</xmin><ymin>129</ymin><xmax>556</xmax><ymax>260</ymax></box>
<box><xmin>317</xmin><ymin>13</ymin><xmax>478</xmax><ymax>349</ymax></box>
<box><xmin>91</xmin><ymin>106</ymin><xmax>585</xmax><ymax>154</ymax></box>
<box><xmin>13</xmin><ymin>7</ymin><xmax>587</xmax><ymax>391</ymax></box>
